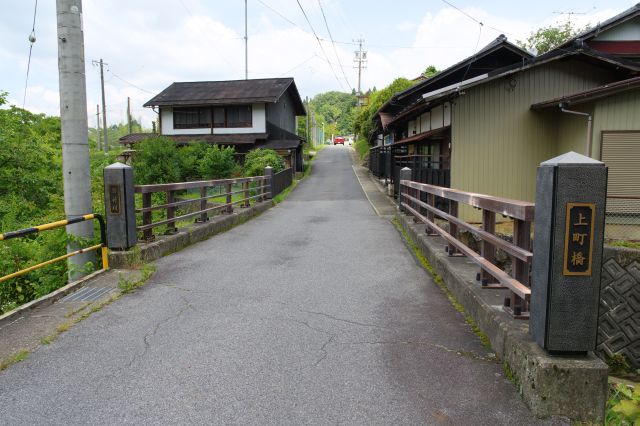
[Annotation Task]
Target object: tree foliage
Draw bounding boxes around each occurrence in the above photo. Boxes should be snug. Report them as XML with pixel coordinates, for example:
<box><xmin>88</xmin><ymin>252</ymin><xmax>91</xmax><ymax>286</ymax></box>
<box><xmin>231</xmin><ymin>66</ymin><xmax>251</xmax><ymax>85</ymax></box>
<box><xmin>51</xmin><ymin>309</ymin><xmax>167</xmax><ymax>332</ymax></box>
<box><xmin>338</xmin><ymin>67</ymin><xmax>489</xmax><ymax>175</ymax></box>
<box><xmin>0</xmin><ymin>91</ymin><xmax>116</xmax><ymax>313</ymax></box>
<box><xmin>353</xmin><ymin>77</ymin><xmax>415</xmax><ymax>157</ymax></box>
<box><xmin>517</xmin><ymin>21</ymin><xmax>588</xmax><ymax>55</ymax></box>
<box><xmin>243</xmin><ymin>149</ymin><xmax>285</xmax><ymax>177</ymax></box>
<box><xmin>298</xmin><ymin>91</ymin><xmax>357</xmax><ymax>142</ymax></box>
<box><xmin>423</xmin><ymin>65</ymin><xmax>439</xmax><ymax>78</ymax></box>
<box><xmin>199</xmin><ymin>145</ymin><xmax>238</xmax><ymax>179</ymax></box>
<box><xmin>131</xmin><ymin>137</ymin><xmax>182</xmax><ymax>184</ymax></box>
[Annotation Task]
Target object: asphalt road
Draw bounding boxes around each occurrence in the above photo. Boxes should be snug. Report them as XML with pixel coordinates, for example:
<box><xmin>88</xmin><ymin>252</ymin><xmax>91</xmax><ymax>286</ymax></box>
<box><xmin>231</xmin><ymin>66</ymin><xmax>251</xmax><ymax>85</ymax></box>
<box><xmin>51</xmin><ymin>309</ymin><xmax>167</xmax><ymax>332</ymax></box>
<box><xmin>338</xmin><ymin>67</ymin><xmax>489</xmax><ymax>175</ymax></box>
<box><xmin>0</xmin><ymin>147</ymin><xmax>566</xmax><ymax>425</ymax></box>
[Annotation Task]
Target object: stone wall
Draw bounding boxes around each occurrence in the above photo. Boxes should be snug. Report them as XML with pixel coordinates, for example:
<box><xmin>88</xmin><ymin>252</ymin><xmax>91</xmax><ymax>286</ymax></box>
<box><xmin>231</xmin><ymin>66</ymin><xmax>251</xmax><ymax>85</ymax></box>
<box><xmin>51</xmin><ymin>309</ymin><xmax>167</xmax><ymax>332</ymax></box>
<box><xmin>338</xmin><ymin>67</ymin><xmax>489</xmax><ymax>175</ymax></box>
<box><xmin>597</xmin><ymin>246</ymin><xmax>640</xmax><ymax>368</ymax></box>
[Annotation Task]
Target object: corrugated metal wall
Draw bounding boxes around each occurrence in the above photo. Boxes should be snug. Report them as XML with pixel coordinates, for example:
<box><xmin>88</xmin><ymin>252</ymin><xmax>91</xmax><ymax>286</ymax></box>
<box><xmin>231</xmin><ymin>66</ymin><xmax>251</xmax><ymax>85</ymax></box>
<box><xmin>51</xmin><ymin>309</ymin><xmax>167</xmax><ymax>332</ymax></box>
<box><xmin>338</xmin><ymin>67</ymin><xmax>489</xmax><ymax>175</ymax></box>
<box><xmin>592</xmin><ymin>89</ymin><xmax>640</xmax><ymax>158</ymax></box>
<box><xmin>451</xmin><ymin>59</ymin><xmax>618</xmax><ymax>221</ymax></box>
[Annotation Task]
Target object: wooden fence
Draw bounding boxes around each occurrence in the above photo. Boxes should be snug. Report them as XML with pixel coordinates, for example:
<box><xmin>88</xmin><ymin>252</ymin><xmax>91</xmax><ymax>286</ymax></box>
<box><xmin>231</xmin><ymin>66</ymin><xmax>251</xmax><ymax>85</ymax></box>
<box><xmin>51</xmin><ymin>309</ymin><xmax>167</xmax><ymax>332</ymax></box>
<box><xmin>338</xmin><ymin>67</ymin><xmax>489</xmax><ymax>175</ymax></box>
<box><xmin>399</xmin><ymin>173</ymin><xmax>534</xmax><ymax>319</ymax></box>
<box><xmin>135</xmin><ymin>175</ymin><xmax>270</xmax><ymax>240</ymax></box>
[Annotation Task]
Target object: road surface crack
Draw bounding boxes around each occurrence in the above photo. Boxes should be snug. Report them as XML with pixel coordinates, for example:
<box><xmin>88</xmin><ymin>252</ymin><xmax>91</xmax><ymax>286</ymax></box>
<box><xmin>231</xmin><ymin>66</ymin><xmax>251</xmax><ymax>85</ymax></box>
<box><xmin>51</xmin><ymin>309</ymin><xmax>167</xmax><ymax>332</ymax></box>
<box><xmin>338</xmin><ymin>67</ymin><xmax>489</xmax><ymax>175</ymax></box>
<box><xmin>339</xmin><ymin>340</ymin><xmax>497</xmax><ymax>363</ymax></box>
<box><xmin>122</xmin><ymin>296</ymin><xmax>195</xmax><ymax>370</ymax></box>
<box><xmin>296</xmin><ymin>309</ymin><xmax>387</xmax><ymax>330</ymax></box>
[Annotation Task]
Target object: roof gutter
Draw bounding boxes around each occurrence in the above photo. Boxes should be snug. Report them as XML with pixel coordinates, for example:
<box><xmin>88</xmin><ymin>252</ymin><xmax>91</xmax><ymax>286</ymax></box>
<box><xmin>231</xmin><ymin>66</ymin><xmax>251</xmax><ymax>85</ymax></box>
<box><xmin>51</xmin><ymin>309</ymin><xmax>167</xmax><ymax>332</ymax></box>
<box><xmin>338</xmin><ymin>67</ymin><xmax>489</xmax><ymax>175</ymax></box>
<box><xmin>559</xmin><ymin>103</ymin><xmax>593</xmax><ymax>158</ymax></box>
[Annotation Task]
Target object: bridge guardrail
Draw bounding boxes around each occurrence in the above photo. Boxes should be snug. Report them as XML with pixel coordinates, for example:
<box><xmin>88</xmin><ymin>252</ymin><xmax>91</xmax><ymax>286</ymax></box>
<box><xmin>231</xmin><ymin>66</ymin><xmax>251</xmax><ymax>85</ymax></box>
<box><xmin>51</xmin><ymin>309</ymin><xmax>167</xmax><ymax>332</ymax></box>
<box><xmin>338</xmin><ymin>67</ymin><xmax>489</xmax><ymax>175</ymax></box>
<box><xmin>135</xmin><ymin>174</ymin><xmax>273</xmax><ymax>241</ymax></box>
<box><xmin>399</xmin><ymin>171</ymin><xmax>534</xmax><ymax>319</ymax></box>
<box><xmin>0</xmin><ymin>214</ymin><xmax>108</xmax><ymax>284</ymax></box>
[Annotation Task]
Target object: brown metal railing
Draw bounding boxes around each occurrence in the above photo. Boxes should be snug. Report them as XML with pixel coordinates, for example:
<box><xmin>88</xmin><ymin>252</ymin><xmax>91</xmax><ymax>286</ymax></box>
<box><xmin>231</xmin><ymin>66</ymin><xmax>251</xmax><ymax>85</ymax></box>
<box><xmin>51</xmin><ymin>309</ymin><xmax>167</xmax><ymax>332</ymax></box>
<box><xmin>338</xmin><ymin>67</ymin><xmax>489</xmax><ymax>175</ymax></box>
<box><xmin>135</xmin><ymin>175</ymin><xmax>271</xmax><ymax>240</ymax></box>
<box><xmin>400</xmin><ymin>179</ymin><xmax>534</xmax><ymax>319</ymax></box>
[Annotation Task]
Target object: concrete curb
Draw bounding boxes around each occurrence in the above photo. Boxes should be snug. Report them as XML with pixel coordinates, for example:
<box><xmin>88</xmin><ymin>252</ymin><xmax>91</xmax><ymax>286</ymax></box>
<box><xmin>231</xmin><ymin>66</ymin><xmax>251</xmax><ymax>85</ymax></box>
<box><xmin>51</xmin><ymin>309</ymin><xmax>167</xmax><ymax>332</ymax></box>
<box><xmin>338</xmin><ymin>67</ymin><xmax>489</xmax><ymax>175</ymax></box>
<box><xmin>399</xmin><ymin>214</ymin><xmax>608</xmax><ymax>422</ymax></box>
<box><xmin>108</xmin><ymin>201</ymin><xmax>273</xmax><ymax>268</ymax></box>
<box><xmin>0</xmin><ymin>269</ymin><xmax>108</xmax><ymax>328</ymax></box>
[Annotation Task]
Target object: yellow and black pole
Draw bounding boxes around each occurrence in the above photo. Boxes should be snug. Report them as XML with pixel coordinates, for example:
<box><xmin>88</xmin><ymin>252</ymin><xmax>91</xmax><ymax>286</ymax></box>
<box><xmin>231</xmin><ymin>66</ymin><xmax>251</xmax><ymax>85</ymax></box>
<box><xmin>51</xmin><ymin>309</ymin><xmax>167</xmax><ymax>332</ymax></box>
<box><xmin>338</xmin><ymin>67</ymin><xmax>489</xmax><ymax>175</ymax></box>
<box><xmin>0</xmin><ymin>214</ymin><xmax>108</xmax><ymax>284</ymax></box>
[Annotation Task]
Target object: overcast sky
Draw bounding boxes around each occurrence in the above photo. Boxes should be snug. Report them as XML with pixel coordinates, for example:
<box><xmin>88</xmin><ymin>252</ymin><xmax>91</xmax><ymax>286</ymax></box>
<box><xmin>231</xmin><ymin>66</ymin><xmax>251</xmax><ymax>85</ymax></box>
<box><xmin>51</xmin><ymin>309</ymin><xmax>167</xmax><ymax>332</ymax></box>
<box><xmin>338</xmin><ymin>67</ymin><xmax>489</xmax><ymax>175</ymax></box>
<box><xmin>1</xmin><ymin>0</ymin><xmax>635</xmax><ymax>128</ymax></box>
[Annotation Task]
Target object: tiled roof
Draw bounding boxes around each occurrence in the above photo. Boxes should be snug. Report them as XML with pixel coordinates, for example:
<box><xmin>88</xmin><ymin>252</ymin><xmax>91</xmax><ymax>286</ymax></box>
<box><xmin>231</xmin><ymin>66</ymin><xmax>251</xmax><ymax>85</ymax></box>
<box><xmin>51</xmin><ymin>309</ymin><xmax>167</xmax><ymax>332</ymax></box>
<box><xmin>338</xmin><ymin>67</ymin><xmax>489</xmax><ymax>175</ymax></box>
<box><xmin>143</xmin><ymin>78</ymin><xmax>306</xmax><ymax>115</ymax></box>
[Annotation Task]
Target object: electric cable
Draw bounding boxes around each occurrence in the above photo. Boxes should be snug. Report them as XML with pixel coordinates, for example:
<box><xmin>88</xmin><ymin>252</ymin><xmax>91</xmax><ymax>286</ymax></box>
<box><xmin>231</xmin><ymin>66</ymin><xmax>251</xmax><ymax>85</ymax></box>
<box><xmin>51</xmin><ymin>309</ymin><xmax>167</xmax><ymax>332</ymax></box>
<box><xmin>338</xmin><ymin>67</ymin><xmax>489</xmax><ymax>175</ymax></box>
<box><xmin>23</xmin><ymin>0</ymin><xmax>38</xmax><ymax>109</ymax></box>
<box><xmin>295</xmin><ymin>0</ymin><xmax>345</xmax><ymax>91</ymax></box>
<box><xmin>318</xmin><ymin>0</ymin><xmax>352</xmax><ymax>91</ymax></box>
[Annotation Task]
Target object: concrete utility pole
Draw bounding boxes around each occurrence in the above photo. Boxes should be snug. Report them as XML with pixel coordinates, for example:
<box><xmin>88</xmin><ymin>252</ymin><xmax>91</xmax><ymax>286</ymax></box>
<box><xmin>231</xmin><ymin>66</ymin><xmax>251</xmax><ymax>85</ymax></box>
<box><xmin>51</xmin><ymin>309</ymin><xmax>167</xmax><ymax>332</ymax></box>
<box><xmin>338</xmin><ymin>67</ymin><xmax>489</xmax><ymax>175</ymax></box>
<box><xmin>96</xmin><ymin>104</ymin><xmax>101</xmax><ymax>151</ymax></box>
<box><xmin>56</xmin><ymin>0</ymin><xmax>94</xmax><ymax>279</ymax></box>
<box><xmin>305</xmin><ymin>98</ymin><xmax>310</xmax><ymax>146</ymax></box>
<box><xmin>127</xmin><ymin>96</ymin><xmax>132</xmax><ymax>134</ymax></box>
<box><xmin>353</xmin><ymin>38</ymin><xmax>367</xmax><ymax>107</ymax></box>
<box><xmin>92</xmin><ymin>58</ymin><xmax>108</xmax><ymax>153</ymax></box>
<box><xmin>244</xmin><ymin>0</ymin><xmax>248</xmax><ymax>79</ymax></box>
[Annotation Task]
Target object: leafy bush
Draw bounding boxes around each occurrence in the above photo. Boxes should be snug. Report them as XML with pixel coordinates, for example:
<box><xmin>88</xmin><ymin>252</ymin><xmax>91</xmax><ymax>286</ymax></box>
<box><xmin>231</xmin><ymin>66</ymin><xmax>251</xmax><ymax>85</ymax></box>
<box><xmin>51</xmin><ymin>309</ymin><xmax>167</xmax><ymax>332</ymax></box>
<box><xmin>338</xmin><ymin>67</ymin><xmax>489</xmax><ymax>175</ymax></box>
<box><xmin>132</xmin><ymin>137</ymin><xmax>181</xmax><ymax>184</ymax></box>
<box><xmin>199</xmin><ymin>145</ymin><xmax>238</xmax><ymax>179</ymax></box>
<box><xmin>607</xmin><ymin>382</ymin><xmax>640</xmax><ymax>425</ymax></box>
<box><xmin>243</xmin><ymin>149</ymin><xmax>285</xmax><ymax>177</ymax></box>
<box><xmin>178</xmin><ymin>142</ymin><xmax>210</xmax><ymax>182</ymax></box>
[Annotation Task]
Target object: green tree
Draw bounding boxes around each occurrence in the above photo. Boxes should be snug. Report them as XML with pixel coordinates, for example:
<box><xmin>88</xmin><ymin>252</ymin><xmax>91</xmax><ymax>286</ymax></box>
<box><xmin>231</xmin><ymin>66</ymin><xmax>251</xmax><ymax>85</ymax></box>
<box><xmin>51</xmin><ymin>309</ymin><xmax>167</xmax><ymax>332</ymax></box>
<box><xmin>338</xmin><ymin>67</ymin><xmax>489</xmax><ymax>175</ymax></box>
<box><xmin>423</xmin><ymin>65</ymin><xmax>439</xmax><ymax>78</ymax></box>
<box><xmin>199</xmin><ymin>145</ymin><xmax>238</xmax><ymax>179</ymax></box>
<box><xmin>243</xmin><ymin>149</ymin><xmax>285</xmax><ymax>177</ymax></box>
<box><xmin>178</xmin><ymin>142</ymin><xmax>210</xmax><ymax>182</ymax></box>
<box><xmin>308</xmin><ymin>91</ymin><xmax>357</xmax><ymax>136</ymax></box>
<box><xmin>131</xmin><ymin>137</ymin><xmax>181</xmax><ymax>184</ymax></box>
<box><xmin>518</xmin><ymin>21</ymin><xmax>588</xmax><ymax>55</ymax></box>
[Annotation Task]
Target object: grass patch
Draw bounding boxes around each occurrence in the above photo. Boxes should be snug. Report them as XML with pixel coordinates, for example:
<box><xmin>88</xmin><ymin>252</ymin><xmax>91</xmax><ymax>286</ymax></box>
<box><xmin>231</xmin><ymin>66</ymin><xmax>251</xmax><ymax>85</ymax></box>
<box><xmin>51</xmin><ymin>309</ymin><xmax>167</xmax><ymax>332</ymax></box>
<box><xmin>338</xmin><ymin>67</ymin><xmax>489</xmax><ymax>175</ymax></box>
<box><xmin>40</xmin><ymin>335</ymin><xmax>55</xmax><ymax>345</ymax></box>
<box><xmin>392</xmin><ymin>217</ymin><xmax>492</xmax><ymax>349</ymax></box>
<box><xmin>608</xmin><ymin>240</ymin><xmax>640</xmax><ymax>250</ymax></box>
<box><xmin>0</xmin><ymin>350</ymin><xmax>29</xmax><ymax>371</ymax></box>
<box><xmin>118</xmin><ymin>263</ymin><xmax>156</xmax><ymax>294</ymax></box>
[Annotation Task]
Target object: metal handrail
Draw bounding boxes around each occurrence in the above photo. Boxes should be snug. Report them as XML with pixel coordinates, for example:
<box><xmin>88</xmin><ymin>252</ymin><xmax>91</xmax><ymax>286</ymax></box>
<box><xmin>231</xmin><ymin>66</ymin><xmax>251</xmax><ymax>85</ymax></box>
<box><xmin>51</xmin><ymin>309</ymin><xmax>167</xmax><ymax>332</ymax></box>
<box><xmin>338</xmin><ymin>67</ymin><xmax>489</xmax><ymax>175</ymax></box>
<box><xmin>0</xmin><ymin>214</ymin><xmax>108</xmax><ymax>284</ymax></box>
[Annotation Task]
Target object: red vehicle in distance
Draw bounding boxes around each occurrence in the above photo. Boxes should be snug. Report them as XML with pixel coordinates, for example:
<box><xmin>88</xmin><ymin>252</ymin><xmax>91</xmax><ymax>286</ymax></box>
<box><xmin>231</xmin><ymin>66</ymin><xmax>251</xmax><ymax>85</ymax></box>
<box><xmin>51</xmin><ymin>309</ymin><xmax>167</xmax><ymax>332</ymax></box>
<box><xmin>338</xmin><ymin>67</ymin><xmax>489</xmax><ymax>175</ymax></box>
<box><xmin>334</xmin><ymin>136</ymin><xmax>345</xmax><ymax>145</ymax></box>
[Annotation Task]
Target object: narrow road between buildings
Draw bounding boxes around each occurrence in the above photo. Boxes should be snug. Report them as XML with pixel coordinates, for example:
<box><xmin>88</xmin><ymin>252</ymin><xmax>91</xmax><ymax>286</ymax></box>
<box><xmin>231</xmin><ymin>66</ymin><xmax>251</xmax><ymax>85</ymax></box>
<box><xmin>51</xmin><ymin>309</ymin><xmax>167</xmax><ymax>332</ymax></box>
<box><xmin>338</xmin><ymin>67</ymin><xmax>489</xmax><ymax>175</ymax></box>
<box><xmin>0</xmin><ymin>147</ymin><xmax>566</xmax><ymax>425</ymax></box>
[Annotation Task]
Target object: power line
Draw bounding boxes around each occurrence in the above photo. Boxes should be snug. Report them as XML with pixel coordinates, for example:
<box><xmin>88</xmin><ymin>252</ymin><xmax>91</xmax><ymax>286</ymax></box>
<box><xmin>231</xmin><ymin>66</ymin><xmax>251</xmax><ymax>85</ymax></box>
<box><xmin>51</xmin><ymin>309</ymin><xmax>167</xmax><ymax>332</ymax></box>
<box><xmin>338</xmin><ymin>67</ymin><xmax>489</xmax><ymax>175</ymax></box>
<box><xmin>295</xmin><ymin>0</ymin><xmax>345</xmax><ymax>91</ymax></box>
<box><xmin>278</xmin><ymin>54</ymin><xmax>317</xmax><ymax>77</ymax></box>
<box><xmin>108</xmin><ymin>70</ymin><xmax>156</xmax><ymax>94</ymax></box>
<box><xmin>255</xmin><ymin>0</ymin><xmax>302</xmax><ymax>29</ymax></box>
<box><xmin>318</xmin><ymin>0</ymin><xmax>352</xmax><ymax>91</ymax></box>
<box><xmin>439</xmin><ymin>0</ymin><xmax>512</xmax><ymax>36</ymax></box>
<box><xmin>23</xmin><ymin>0</ymin><xmax>38</xmax><ymax>109</ymax></box>
<box><xmin>460</xmin><ymin>23</ymin><xmax>483</xmax><ymax>83</ymax></box>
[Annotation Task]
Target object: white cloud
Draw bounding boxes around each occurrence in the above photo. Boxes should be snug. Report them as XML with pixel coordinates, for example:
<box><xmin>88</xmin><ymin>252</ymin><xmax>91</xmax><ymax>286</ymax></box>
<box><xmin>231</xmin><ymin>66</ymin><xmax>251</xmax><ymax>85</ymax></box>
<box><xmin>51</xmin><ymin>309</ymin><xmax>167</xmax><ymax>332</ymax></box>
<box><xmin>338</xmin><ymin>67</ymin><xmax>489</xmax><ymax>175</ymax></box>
<box><xmin>2</xmin><ymin>1</ymin><xmax>634</xmax><ymax>129</ymax></box>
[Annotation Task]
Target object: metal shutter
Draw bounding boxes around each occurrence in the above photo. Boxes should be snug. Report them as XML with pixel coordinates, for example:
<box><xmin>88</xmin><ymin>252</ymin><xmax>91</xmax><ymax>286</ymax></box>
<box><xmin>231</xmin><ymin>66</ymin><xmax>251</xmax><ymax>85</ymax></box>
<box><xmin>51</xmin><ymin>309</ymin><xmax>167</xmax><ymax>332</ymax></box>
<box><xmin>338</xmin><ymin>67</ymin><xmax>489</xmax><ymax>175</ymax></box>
<box><xmin>602</xmin><ymin>132</ymin><xmax>640</xmax><ymax>196</ymax></box>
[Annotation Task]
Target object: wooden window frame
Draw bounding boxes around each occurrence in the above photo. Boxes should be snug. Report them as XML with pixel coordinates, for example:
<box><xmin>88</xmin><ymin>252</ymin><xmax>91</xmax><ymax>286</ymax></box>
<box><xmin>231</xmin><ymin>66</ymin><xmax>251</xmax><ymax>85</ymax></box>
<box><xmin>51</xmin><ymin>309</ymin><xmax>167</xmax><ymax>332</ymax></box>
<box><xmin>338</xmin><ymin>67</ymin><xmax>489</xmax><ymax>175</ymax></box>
<box><xmin>173</xmin><ymin>107</ymin><xmax>211</xmax><ymax>129</ymax></box>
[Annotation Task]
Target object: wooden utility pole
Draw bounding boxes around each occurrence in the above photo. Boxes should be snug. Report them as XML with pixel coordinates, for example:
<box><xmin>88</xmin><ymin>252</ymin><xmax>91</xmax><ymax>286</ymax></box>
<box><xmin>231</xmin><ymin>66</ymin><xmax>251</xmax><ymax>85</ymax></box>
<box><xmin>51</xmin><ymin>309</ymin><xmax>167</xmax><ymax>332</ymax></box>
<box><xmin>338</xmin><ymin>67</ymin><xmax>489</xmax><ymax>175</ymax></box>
<box><xmin>96</xmin><ymin>104</ymin><xmax>101</xmax><ymax>151</ymax></box>
<box><xmin>92</xmin><ymin>58</ymin><xmax>108</xmax><ymax>153</ymax></box>
<box><xmin>127</xmin><ymin>96</ymin><xmax>132</xmax><ymax>134</ymax></box>
<box><xmin>56</xmin><ymin>0</ymin><xmax>94</xmax><ymax>279</ymax></box>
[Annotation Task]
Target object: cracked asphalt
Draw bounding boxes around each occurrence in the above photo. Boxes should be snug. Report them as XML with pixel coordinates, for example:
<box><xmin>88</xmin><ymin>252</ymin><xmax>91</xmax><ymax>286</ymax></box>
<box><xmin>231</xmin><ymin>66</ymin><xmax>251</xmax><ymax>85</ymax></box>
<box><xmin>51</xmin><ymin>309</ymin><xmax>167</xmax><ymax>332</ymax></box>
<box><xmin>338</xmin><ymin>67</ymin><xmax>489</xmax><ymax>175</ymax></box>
<box><xmin>0</xmin><ymin>147</ymin><xmax>567</xmax><ymax>425</ymax></box>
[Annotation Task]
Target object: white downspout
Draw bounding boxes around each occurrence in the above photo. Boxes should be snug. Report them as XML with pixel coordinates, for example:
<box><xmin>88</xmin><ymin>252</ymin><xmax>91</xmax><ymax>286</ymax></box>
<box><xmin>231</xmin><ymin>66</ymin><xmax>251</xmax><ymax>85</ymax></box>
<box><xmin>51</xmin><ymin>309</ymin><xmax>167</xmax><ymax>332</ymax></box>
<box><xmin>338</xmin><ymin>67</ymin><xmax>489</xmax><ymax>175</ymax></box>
<box><xmin>559</xmin><ymin>103</ymin><xmax>593</xmax><ymax>158</ymax></box>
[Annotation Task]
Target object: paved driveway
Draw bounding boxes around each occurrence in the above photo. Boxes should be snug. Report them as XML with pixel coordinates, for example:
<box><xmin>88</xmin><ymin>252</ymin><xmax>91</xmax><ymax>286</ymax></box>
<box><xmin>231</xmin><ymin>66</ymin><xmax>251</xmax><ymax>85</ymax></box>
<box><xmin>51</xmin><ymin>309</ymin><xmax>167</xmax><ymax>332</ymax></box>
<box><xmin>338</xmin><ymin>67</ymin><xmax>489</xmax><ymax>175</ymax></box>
<box><xmin>0</xmin><ymin>147</ymin><xmax>566</xmax><ymax>425</ymax></box>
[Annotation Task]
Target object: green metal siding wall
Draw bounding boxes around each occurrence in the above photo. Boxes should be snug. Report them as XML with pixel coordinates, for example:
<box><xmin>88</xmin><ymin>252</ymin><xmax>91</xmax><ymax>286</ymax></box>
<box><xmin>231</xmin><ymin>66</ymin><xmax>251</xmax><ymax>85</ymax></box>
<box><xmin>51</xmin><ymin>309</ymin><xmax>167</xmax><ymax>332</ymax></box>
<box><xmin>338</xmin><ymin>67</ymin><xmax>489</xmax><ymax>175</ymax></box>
<box><xmin>451</xmin><ymin>59</ymin><xmax>618</xmax><ymax>221</ymax></box>
<box><xmin>592</xmin><ymin>89</ymin><xmax>640</xmax><ymax>159</ymax></box>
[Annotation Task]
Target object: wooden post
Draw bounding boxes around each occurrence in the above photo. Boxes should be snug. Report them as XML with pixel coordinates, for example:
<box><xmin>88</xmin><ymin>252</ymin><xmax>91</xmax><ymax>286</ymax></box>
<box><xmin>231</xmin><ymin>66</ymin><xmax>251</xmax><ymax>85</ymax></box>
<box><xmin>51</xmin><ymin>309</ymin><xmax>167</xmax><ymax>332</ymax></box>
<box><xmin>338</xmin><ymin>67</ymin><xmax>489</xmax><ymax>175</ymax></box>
<box><xmin>513</xmin><ymin>218</ymin><xmax>532</xmax><ymax>314</ymax></box>
<box><xmin>199</xmin><ymin>186</ymin><xmax>208</xmax><ymax>222</ymax></box>
<box><xmin>480</xmin><ymin>210</ymin><xmax>497</xmax><ymax>284</ymax></box>
<box><xmin>448</xmin><ymin>200</ymin><xmax>458</xmax><ymax>255</ymax></box>
<box><xmin>243</xmin><ymin>181</ymin><xmax>250</xmax><ymax>208</ymax></box>
<box><xmin>426</xmin><ymin>193</ymin><xmax>437</xmax><ymax>236</ymax></box>
<box><xmin>166</xmin><ymin>190</ymin><xmax>176</xmax><ymax>233</ymax></box>
<box><xmin>142</xmin><ymin>192</ymin><xmax>153</xmax><ymax>241</ymax></box>
<box><xmin>226</xmin><ymin>183</ymin><xmax>233</xmax><ymax>213</ymax></box>
<box><xmin>399</xmin><ymin>167</ymin><xmax>411</xmax><ymax>213</ymax></box>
